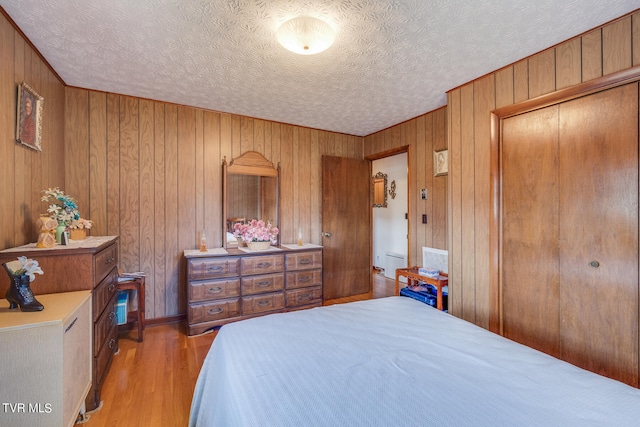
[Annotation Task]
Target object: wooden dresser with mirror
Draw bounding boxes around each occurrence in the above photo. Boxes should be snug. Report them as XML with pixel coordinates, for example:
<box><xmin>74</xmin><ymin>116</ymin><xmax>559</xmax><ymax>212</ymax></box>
<box><xmin>185</xmin><ymin>151</ymin><xmax>323</xmax><ymax>336</ymax></box>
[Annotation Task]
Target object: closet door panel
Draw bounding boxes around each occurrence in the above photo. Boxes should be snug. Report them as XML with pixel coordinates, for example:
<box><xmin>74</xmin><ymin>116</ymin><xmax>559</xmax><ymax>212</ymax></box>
<box><xmin>558</xmin><ymin>83</ymin><xmax>639</xmax><ymax>386</ymax></box>
<box><xmin>501</xmin><ymin>106</ymin><xmax>561</xmax><ymax>357</ymax></box>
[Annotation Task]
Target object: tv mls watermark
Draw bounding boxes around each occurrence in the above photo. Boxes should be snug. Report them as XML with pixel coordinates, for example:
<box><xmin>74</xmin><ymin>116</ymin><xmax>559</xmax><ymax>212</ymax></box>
<box><xmin>2</xmin><ymin>402</ymin><xmax>53</xmax><ymax>414</ymax></box>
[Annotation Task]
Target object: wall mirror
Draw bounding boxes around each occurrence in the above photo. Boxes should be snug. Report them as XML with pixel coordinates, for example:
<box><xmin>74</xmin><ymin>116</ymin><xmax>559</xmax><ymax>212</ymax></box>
<box><xmin>372</xmin><ymin>171</ymin><xmax>387</xmax><ymax>208</ymax></box>
<box><xmin>223</xmin><ymin>151</ymin><xmax>280</xmax><ymax>248</ymax></box>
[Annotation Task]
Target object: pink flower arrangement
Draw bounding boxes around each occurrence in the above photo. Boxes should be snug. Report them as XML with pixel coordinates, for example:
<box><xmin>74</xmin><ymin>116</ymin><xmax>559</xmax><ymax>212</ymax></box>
<box><xmin>233</xmin><ymin>219</ymin><xmax>279</xmax><ymax>244</ymax></box>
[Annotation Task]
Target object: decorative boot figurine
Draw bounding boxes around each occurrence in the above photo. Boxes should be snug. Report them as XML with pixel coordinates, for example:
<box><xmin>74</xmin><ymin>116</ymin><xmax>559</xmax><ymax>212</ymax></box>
<box><xmin>3</xmin><ymin>257</ymin><xmax>44</xmax><ymax>312</ymax></box>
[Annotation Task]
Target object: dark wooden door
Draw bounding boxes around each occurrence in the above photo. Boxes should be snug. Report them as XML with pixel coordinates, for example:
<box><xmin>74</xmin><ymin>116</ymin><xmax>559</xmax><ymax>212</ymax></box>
<box><xmin>322</xmin><ymin>156</ymin><xmax>371</xmax><ymax>299</ymax></box>
<box><xmin>501</xmin><ymin>83</ymin><xmax>639</xmax><ymax>386</ymax></box>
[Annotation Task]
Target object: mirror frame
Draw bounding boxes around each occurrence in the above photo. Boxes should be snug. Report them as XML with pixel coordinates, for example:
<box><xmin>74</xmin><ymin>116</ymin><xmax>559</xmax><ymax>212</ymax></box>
<box><xmin>222</xmin><ymin>151</ymin><xmax>280</xmax><ymax>248</ymax></box>
<box><xmin>372</xmin><ymin>171</ymin><xmax>388</xmax><ymax>208</ymax></box>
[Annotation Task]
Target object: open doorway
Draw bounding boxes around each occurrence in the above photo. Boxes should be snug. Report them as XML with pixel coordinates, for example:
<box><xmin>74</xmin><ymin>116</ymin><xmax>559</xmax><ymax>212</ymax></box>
<box><xmin>371</xmin><ymin>152</ymin><xmax>408</xmax><ymax>279</ymax></box>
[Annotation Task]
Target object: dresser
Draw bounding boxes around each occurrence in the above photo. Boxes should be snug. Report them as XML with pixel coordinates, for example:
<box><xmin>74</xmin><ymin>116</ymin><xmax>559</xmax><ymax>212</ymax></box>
<box><xmin>0</xmin><ymin>236</ymin><xmax>119</xmax><ymax>411</ymax></box>
<box><xmin>185</xmin><ymin>244</ymin><xmax>323</xmax><ymax>335</ymax></box>
<box><xmin>0</xmin><ymin>291</ymin><xmax>92</xmax><ymax>427</ymax></box>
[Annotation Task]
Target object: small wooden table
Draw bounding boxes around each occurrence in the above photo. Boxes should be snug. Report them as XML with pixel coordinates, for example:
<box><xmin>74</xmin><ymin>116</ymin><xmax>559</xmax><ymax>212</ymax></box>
<box><xmin>395</xmin><ymin>267</ymin><xmax>448</xmax><ymax>311</ymax></box>
<box><xmin>117</xmin><ymin>276</ymin><xmax>145</xmax><ymax>342</ymax></box>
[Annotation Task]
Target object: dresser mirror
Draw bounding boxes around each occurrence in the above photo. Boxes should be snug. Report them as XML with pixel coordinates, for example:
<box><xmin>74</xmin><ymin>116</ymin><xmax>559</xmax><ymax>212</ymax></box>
<box><xmin>222</xmin><ymin>151</ymin><xmax>280</xmax><ymax>248</ymax></box>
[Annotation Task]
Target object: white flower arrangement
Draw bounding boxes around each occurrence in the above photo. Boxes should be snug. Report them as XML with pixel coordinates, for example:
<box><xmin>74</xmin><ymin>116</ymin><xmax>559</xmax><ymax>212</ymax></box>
<box><xmin>5</xmin><ymin>256</ymin><xmax>44</xmax><ymax>282</ymax></box>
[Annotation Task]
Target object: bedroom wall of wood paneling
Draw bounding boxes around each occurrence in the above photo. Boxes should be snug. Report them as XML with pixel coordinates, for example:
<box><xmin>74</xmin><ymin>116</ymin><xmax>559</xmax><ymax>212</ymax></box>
<box><xmin>447</xmin><ymin>11</ymin><xmax>640</xmax><ymax>328</ymax></box>
<box><xmin>0</xmin><ymin>12</ymin><xmax>66</xmax><ymax>251</ymax></box>
<box><xmin>63</xmin><ymin>89</ymin><xmax>363</xmax><ymax>319</ymax></box>
<box><xmin>363</xmin><ymin>107</ymin><xmax>448</xmax><ymax>268</ymax></box>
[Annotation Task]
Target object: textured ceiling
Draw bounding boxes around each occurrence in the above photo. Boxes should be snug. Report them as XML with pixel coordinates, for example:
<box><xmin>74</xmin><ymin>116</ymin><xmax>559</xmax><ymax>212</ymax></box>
<box><xmin>1</xmin><ymin>1</ymin><xmax>638</xmax><ymax>136</ymax></box>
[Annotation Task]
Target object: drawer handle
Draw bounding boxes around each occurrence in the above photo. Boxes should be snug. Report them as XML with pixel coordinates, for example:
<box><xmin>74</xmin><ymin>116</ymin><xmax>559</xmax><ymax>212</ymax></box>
<box><xmin>207</xmin><ymin>266</ymin><xmax>223</xmax><ymax>272</ymax></box>
<box><xmin>299</xmin><ymin>293</ymin><xmax>312</xmax><ymax>300</ymax></box>
<box><xmin>257</xmin><ymin>280</ymin><xmax>271</xmax><ymax>288</ymax></box>
<box><xmin>108</xmin><ymin>338</ymin><xmax>116</xmax><ymax>350</ymax></box>
<box><xmin>109</xmin><ymin>311</ymin><xmax>116</xmax><ymax>324</ymax></box>
<box><xmin>107</xmin><ymin>257</ymin><xmax>115</xmax><ymax>265</ymax></box>
<box><xmin>257</xmin><ymin>300</ymin><xmax>271</xmax><ymax>307</ymax></box>
<box><xmin>65</xmin><ymin>317</ymin><xmax>78</xmax><ymax>334</ymax></box>
<box><xmin>298</xmin><ymin>275</ymin><xmax>311</xmax><ymax>283</ymax></box>
<box><xmin>256</xmin><ymin>262</ymin><xmax>271</xmax><ymax>269</ymax></box>
<box><xmin>108</xmin><ymin>283</ymin><xmax>116</xmax><ymax>293</ymax></box>
<box><xmin>207</xmin><ymin>286</ymin><xmax>223</xmax><ymax>294</ymax></box>
<box><xmin>207</xmin><ymin>307</ymin><xmax>223</xmax><ymax>315</ymax></box>
<box><xmin>299</xmin><ymin>259</ymin><xmax>311</xmax><ymax>265</ymax></box>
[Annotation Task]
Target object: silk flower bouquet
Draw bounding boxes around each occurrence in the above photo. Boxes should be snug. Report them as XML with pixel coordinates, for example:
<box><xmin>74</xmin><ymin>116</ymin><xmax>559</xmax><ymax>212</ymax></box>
<box><xmin>233</xmin><ymin>219</ymin><xmax>279</xmax><ymax>248</ymax></box>
<box><xmin>41</xmin><ymin>187</ymin><xmax>93</xmax><ymax>237</ymax></box>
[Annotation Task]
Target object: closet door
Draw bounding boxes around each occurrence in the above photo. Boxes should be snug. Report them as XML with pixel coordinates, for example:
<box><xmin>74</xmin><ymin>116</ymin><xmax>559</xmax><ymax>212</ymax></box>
<box><xmin>558</xmin><ymin>83</ymin><xmax>638</xmax><ymax>386</ymax></box>
<box><xmin>500</xmin><ymin>82</ymin><xmax>639</xmax><ymax>386</ymax></box>
<box><xmin>501</xmin><ymin>106</ymin><xmax>561</xmax><ymax>358</ymax></box>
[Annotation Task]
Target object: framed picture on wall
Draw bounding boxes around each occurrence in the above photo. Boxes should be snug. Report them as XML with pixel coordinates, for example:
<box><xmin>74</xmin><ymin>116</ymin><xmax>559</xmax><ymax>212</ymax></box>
<box><xmin>434</xmin><ymin>149</ymin><xmax>448</xmax><ymax>176</ymax></box>
<box><xmin>16</xmin><ymin>82</ymin><xmax>44</xmax><ymax>151</ymax></box>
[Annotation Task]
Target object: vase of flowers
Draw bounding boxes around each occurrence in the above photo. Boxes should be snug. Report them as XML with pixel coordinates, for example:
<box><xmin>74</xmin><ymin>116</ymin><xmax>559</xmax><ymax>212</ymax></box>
<box><xmin>41</xmin><ymin>188</ymin><xmax>92</xmax><ymax>243</ymax></box>
<box><xmin>233</xmin><ymin>219</ymin><xmax>279</xmax><ymax>250</ymax></box>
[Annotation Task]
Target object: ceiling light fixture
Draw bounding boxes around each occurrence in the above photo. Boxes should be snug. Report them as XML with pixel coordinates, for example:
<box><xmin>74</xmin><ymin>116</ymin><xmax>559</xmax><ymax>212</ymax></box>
<box><xmin>276</xmin><ymin>16</ymin><xmax>335</xmax><ymax>55</ymax></box>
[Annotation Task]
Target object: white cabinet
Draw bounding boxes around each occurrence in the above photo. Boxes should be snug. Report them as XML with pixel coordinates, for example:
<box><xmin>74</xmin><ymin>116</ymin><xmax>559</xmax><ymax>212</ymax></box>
<box><xmin>0</xmin><ymin>291</ymin><xmax>92</xmax><ymax>427</ymax></box>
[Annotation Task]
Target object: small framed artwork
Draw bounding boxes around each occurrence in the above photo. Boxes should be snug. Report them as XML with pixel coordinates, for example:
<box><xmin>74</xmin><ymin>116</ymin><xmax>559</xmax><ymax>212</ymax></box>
<box><xmin>16</xmin><ymin>82</ymin><xmax>44</xmax><ymax>151</ymax></box>
<box><xmin>434</xmin><ymin>149</ymin><xmax>448</xmax><ymax>176</ymax></box>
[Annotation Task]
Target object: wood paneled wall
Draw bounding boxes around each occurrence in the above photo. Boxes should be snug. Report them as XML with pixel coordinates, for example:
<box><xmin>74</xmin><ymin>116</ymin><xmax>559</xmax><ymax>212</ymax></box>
<box><xmin>448</xmin><ymin>11</ymin><xmax>640</xmax><ymax>328</ymax></box>
<box><xmin>0</xmin><ymin>12</ymin><xmax>65</xmax><ymax>250</ymax></box>
<box><xmin>64</xmin><ymin>89</ymin><xmax>363</xmax><ymax>319</ymax></box>
<box><xmin>363</xmin><ymin>107</ymin><xmax>448</xmax><ymax>267</ymax></box>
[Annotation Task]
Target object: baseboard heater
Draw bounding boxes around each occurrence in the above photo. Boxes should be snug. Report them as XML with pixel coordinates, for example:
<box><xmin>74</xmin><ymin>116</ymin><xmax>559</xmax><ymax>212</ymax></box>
<box><xmin>384</xmin><ymin>252</ymin><xmax>407</xmax><ymax>281</ymax></box>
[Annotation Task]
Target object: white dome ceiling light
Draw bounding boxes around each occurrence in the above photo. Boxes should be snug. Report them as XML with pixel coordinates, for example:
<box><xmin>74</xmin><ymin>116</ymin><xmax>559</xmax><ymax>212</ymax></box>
<box><xmin>276</xmin><ymin>16</ymin><xmax>335</xmax><ymax>55</ymax></box>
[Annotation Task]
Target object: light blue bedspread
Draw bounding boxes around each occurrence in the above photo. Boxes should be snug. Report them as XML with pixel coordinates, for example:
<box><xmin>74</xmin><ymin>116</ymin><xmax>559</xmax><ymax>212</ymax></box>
<box><xmin>190</xmin><ymin>296</ymin><xmax>640</xmax><ymax>426</ymax></box>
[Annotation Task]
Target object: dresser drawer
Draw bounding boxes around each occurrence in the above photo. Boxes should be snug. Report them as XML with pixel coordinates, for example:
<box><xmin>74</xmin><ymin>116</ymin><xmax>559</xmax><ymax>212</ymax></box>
<box><xmin>286</xmin><ymin>269</ymin><xmax>322</xmax><ymax>290</ymax></box>
<box><xmin>242</xmin><ymin>292</ymin><xmax>285</xmax><ymax>315</ymax></box>
<box><xmin>189</xmin><ymin>298</ymin><xmax>241</xmax><ymax>323</ymax></box>
<box><xmin>188</xmin><ymin>258</ymin><xmax>240</xmax><ymax>280</ymax></box>
<box><xmin>241</xmin><ymin>254</ymin><xmax>284</xmax><ymax>276</ymax></box>
<box><xmin>286</xmin><ymin>286</ymin><xmax>322</xmax><ymax>308</ymax></box>
<box><xmin>93</xmin><ymin>269</ymin><xmax>118</xmax><ymax>321</ymax></box>
<box><xmin>241</xmin><ymin>273</ymin><xmax>284</xmax><ymax>296</ymax></box>
<box><xmin>94</xmin><ymin>322</ymin><xmax>118</xmax><ymax>386</ymax></box>
<box><xmin>95</xmin><ymin>243</ymin><xmax>118</xmax><ymax>285</ymax></box>
<box><xmin>189</xmin><ymin>278</ymin><xmax>240</xmax><ymax>303</ymax></box>
<box><xmin>285</xmin><ymin>250</ymin><xmax>322</xmax><ymax>271</ymax></box>
<box><xmin>94</xmin><ymin>293</ymin><xmax>117</xmax><ymax>354</ymax></box>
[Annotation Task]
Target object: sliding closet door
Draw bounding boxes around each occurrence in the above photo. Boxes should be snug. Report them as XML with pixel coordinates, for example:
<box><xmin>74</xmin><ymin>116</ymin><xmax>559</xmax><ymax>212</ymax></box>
<box><xmin>500</xmin><ymin>83</ymin><xmax>639</xmax><ymax>386</ymax></box>
<box><xmin>558</xmin><ymin>83</ymin><xmax>638</xmax><ymax>386</ymax></box>
<box><xmin>501</xmin><ymin>106</ymin><xmax>561</xmax><ymax>358</ymax></box>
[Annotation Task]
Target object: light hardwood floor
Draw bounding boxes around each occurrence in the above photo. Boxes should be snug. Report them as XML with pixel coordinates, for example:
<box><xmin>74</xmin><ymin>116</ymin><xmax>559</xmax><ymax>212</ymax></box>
<box><xmin>81</xmin><ymin>271</ymin><xmax>395</xmax><ymax>427</ymax></box>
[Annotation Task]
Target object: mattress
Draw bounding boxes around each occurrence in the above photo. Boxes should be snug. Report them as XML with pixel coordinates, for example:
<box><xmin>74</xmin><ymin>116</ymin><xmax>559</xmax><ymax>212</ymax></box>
<box><xmin>189</xmin><ymin>296</ymin><xmax>640</xmax><ymax>426</ymax></box>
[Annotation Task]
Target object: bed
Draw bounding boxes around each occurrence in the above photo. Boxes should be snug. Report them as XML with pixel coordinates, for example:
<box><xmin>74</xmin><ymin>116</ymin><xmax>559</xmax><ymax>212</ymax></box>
<box><xmin>189</xmin><ymin>297</ymin><xmax>640</xmax><ymax>426</ymax></box>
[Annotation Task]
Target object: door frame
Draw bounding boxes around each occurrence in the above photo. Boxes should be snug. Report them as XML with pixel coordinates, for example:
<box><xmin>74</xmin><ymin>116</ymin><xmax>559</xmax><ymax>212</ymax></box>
<box><xmin>489</xmin><ymin>65</ymin><xmax>640</xmax><ymax>334</ymax></box>
<box><xmin>366</xmin><ymin>146</ymin><xmax>410</xmax><ymax>272</ymax></box>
